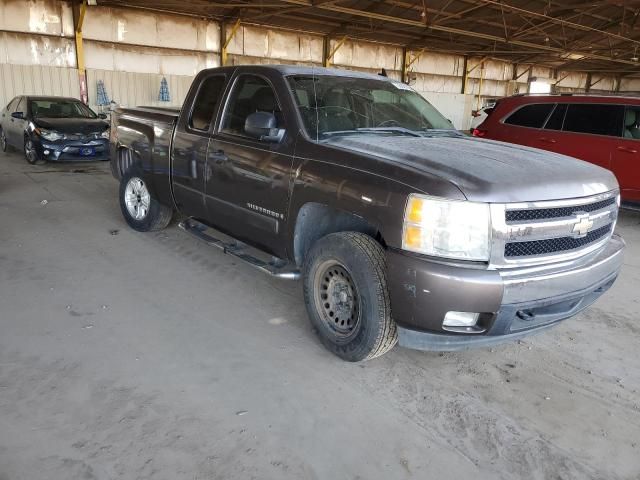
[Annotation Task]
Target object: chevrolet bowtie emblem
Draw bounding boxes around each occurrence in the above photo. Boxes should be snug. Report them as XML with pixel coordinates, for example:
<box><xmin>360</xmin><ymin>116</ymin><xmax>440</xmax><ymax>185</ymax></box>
<box><xmin>572</xmin><ymin>213</ymin><xmax>594</xmax><ymax>237</ymax></box>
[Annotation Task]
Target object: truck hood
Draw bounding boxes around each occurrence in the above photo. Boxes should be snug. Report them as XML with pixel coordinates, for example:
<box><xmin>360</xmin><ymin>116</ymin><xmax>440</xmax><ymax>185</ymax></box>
<box><xmin>324</xmin><ymin>134</ymin><xmax>618</xmax><ymax>203</ymax></box>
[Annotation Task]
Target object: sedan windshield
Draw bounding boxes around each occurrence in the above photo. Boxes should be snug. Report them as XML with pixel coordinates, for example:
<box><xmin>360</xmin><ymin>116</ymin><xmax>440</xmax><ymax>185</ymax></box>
<box><xmin>287</xmin><ymin>75</ymin><xmax>454</xmax><ymax>139</ymax></box>
<box><xmin>30</xmin><ymin>99</ymin><xmax>97</xmax><ymax>119</ymax></box>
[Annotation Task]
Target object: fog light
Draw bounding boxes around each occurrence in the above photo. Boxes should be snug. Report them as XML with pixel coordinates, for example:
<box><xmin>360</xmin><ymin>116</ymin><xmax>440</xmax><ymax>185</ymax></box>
<box><xmin>43</xmin><ymin>150</ymin><xmax>50</xmax><ymax>155</ymax></box>
<box><xmin>443</xmin><ymin>311</ymin><xmax>479</xmax><ymax>328</ymax></box>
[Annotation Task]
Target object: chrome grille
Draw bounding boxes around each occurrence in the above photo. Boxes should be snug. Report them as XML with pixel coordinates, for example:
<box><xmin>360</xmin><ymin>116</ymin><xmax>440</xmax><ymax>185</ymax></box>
<box><xmin>505</xmin><ymin>197</ymin><xmax>616</xmax><ymax>223</ymax></box>
<box><xmin>490</xmin><ymin>191</ymin><xmax>618</xmax><ymax>268</ymax></box>
<box><xmin>504</xmin><ymin>224</ymin><xmax>612</xmax><ymax>257</ymax></box>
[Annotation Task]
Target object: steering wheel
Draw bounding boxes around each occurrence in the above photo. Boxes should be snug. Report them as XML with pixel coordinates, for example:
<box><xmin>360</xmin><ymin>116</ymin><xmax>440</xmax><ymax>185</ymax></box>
<box><xmin>376</xmin><ymin>119</ymin><xmax>400</xmax><ymax>127</ymax></box>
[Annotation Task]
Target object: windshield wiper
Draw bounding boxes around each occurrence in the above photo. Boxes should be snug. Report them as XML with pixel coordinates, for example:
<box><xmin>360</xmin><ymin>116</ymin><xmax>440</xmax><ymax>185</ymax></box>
<box><xmin>321</xmin><ymin>127</ymin><xmax>421</xmax><ymax>138</ymax></box>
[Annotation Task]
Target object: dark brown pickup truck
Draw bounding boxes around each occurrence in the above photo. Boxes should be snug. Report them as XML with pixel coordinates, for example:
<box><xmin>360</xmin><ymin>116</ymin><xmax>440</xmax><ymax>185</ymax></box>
<box><xmin>110</xmin><ymin>65</ymin><xmax>624</xmax><ymax>361</ymax></box>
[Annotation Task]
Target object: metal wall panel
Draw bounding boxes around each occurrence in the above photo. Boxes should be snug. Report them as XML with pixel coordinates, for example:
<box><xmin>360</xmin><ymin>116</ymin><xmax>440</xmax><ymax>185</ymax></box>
<box><xmin>86</xmin><ymin>68</ymin><xmax>193</xmax><ymax>112</ymax></box>
<box><xmin>0</xmin><ymin>63</ymin><xmax>80</xmax><ymax>109</ymax></box>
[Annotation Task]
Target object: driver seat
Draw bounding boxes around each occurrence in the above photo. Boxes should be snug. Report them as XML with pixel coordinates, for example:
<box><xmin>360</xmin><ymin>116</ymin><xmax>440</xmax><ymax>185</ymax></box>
<box><xmin>320</xmin><ymin>91</ymin><xmax>355</xmax><ymax>132</ymax></box>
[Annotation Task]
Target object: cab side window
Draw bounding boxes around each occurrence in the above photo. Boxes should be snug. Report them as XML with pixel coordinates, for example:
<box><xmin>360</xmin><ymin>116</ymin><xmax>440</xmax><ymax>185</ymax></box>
<box><xmin>623</xmin><ymin>106</ymin><xmax>640</xmax><ymax>140</ymax></box>
<box><xmin>562</xmin><ymin>104</ymin><xmax>623</xmax><ymax>137</ymax></box>
<box><xmin>221</xmin><ymin>75</ymin><xmax>282</xmax><ymax>137</ymax></box>
<box><xmin>189</xmin><ymin>75</ymin><xmax>226</xmax><ymax>131</ymax></box>
<box><xmin>504</xmin><ymin>103</ymin><xmax>554</xmax><ymax>128</ymax></box>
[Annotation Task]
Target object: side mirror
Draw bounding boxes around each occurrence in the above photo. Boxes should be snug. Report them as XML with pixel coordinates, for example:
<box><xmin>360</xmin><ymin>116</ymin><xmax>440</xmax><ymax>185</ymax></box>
<box><xmin>244</xmin><ymin>111</ymin><xmax>284</xmax><ymax>143</ymax></box>
<box><xmin>98</xmin><ymin>113</ymin><xmax>108</xmax><ymax>119</ymax></box>
<box><xmin>11</xmin><ymin>111</ymin><xmax>24</xmax><ymax>119</ymax></box>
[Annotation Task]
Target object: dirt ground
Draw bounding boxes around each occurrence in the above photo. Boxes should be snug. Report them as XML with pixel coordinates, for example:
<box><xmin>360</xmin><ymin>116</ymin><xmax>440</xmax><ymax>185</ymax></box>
<box><xmin>1</xmin><ymin>149</ymin><xmax>639</xmax><ymax>480</ymax></box>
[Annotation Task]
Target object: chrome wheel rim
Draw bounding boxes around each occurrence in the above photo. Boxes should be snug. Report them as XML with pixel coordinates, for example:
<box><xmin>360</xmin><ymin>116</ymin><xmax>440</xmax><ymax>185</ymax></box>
<box><xmin>124</xmin><ymin>177</ymin><xmax>151</xmax><ymax>221</ymax></box>
<box><xmin>25</xmin><ymin>139</ymin><xmax>37</xmax><ymax>163</ymax></box>
<box><xmin>313</xmin><ymin>261</ymin><xmax>361</xmax><ymax>338</ymax></box>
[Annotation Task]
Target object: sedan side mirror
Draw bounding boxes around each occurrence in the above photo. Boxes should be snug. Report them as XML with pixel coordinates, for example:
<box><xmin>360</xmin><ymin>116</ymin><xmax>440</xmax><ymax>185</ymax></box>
<box><xmin>11</xmin><ymin>111</ymin><xmax>24</xmax><ymax>119</ymax></box>
<box><xmin>244</xmin><ymin>111</ymin><xmax>284</xmax><ymax>143</ymax></box>
<box><xmin>98</xmin><ymin>113</ymin><xmax>108</xmax><ymax>119</ymax></box>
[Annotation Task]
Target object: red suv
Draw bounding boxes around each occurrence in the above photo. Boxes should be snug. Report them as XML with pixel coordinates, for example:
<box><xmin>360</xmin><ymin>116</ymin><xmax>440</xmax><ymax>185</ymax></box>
<box><xmin>474</xmin><ymin>94</ymin><xmax>640</xmax><ymax>204</ymax></box>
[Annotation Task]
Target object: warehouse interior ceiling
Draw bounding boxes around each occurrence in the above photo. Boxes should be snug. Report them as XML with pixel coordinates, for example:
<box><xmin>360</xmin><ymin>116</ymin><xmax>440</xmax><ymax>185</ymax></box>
<box><xmin>96</xmin><ymin>0</ymin><xmax>640</xmax><ymax>75</ymax></box>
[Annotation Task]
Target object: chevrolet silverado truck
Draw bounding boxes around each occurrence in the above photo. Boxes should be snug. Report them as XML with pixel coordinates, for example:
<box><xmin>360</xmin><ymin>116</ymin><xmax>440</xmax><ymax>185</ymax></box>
<box><xmin>110</xmin><ymin>65</ymin><xmax>625</xmax><ymax>362</ymax></box>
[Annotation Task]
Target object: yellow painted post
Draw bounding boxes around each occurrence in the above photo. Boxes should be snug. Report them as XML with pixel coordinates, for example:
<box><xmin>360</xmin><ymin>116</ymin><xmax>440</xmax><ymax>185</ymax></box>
<box><xmin>75</xmin><ymin>0</ymin><xmax>88</xmax><ymax>104</ymax></box>
<box><xmin>221</xmin><ymin>19</ymin><xmax>241</xmax><ymax>66</ymax></box>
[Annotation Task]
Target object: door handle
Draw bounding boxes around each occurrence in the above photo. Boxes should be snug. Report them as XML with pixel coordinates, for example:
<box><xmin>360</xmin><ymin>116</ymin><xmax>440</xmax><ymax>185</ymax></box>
<box><xmin>617</xmin><ymin>146</ymin><xmax>637</xmax><ymax>154</ymax></box>
<box><xmin>538</xmin><ymin>137</ymin><xmax>556</xmax><ymax>144</ymax></box>
<box><xmin>210</xmin><ymin>149</ymin><xmax>228</xmax><ymax>164</ymax></box>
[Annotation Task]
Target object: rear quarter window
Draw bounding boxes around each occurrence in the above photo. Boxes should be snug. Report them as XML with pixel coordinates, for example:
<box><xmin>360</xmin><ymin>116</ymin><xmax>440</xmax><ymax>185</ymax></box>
<box><xmin>503</xmin><ymin>103</ymin><xmax>554</xmax><ymax>128</ymax></box>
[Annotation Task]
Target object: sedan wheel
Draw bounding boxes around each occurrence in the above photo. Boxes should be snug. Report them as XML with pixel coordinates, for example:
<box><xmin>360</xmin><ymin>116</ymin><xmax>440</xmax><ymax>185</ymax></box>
<box><xmin>24</xmin><ymin>137</ymin><xmax>41</xmax><ymax>164</ymax></box>
<box><xmin>0</xmin><ymin>128</ymin><xmax>7</xmax><ymax>152</ymax></box>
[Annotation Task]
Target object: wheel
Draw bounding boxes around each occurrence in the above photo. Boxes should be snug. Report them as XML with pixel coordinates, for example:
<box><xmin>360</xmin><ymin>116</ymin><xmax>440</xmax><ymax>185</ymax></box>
<box><xmin>119</xmin><ymin>168</ymin><xmax>173</xmax><ymax>232</ymax></box>
<box><xmin>24</xmin><ymin>136</ymin><xmax>44</xmax><ymax>165</ymax></box>
<box><xmin>0</xmin><ymin>127</ymin><xmax>8</xmax><ymax>153</ymax></box>
<box><xmin>302</xmin><ymin>232</ymin><xmax>397</xmax><ymax>361</ymax></box>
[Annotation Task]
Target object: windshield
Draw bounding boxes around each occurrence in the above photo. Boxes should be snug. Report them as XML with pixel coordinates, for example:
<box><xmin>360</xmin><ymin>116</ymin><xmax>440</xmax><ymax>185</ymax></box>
<box><xmin>287</xmin><ymin>75</ymin><xmax>454</xmax><ymax>139</ymax></box>
<box><xmin>29</xmin><ymin>99</ymin><xmax>97</xmax><ymax>119</ymax></box>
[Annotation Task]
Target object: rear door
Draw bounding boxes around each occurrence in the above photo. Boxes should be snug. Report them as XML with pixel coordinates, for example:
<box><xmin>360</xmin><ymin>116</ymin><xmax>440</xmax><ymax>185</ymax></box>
<box><xmin>171</xmin><ymin>74</ymin><xmax>227</xmax><ymax>220</ymax></box>
<box><xmin>1</xmin><ymin>97</ymin><xmax>18</xmax><ymax>146</ymax></box>
<box><xmin>499</xmin><ymin>102</ymin><xmax>555</xmax><ymax>146</ymax></box>
<box><xmin>541</xmin><ymin>102</ymin><xmax>624</xmax><ymax>170</ymax></box>
<box><xmin>612</xmin><ymin>105</ymin><xmax>640</xmax><ymax>202</ymax></box>
<box><xmin>205</xmin><ymin>72</ymin><xmax>295</xmax><ymax>256</ymax></box>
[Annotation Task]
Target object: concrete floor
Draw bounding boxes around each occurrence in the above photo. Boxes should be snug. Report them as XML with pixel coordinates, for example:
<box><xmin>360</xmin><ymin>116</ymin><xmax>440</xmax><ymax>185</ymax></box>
<box><xmin>1</xmin><ymin>148</ymin><xmax>639</xmax><ymax>480</ymax></box>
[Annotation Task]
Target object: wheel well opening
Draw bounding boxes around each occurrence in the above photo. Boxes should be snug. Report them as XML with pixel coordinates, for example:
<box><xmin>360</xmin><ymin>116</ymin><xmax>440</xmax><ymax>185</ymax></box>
<box><xmin>118</xmin><ymin>146</ymin><xmax>136</xmax><ymax>178</ymax></box>
<box><xmin>293</xmin><ymin>203</ymin><xmax>385</xmax><ymax>266</ymax></box>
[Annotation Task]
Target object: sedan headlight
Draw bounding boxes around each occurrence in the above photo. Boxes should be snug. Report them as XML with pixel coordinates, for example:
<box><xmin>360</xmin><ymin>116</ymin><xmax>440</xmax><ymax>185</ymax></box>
<box><xmin>38</xmin><ymin>129</ymin><xmax>65</xmax><ymax>141</ymax></box>
<box><xmin>402</xmin><ymin>194</ymin><xmax>491</xmax><ymax>261</ymax></box>
<box><xmin>100</xmin><ymin>129</ymin><xmax>110</xmax><ymax>139</ymax></box>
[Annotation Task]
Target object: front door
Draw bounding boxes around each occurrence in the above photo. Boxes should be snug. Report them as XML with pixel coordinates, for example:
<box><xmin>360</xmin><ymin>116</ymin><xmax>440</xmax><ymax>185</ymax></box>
<box><xmin>8</xmin><ymin>97</ymin><xmax>27</xmax><ymax>146</ymax></box>
<box><xmin>613</xmin><ymin>106</ymin><xmax>640</xmax><ymax>203</ymax></box>
<box><xmin>205</xmin><ymin>73</ymin><xmax>294</xmax><ymax>257</ymax></box>
<box><xmin>171</xmin><ymin>74</ymin><xmax>227</xmax><ymax>220</ymax></box>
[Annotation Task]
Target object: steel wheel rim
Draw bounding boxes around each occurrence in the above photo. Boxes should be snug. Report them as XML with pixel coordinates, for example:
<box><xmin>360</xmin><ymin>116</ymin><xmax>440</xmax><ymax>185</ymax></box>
<box><xmin>124</xmin><ymin>177</ymin><xmax>151</xmax><ymax>221</ymax></box>
<box><xmin>25</xmin><ymin>139</ymin><xmax>36</xmax><ymax>163</ymax></box>
<box><xmin>313</xmin><ymin>261</ymin><xmax>361</xmax><ymax>338</ymax></box>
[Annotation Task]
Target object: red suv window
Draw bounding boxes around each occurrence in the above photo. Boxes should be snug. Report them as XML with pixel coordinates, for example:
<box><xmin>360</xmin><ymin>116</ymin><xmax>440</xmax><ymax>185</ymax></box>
<box><xmin>562</xmin><ymin>104</ymin><xmax>623</xmax><ymax>137</ymax></box>
<box><xmin>504</xmin><ymin>103</ymin><xmax>554</xmax><ymax>128</ymax></box>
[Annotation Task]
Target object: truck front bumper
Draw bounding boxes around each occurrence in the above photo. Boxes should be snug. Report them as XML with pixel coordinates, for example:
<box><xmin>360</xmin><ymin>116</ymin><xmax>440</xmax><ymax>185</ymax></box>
<box><xmin>386</xmin><ymin>234</ymin><xmax>625</xmax><ymax>351</ymax></box>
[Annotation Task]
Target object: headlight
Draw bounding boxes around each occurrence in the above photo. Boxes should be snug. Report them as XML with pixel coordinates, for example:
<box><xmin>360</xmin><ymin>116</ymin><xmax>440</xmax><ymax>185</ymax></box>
<box><xmin>39</xmin><ymin>129</ymin><xmax>65</xmax><ymax>141</ymax></box>
<box><xmin>402</xmin><ymin>194</ymin><xmax>491</xmax><ymax>261</ymax></box>
<box><xmin>100</xmin><ymin>129</ymin><xmax>110</xmax><ymax>139</ymax></box>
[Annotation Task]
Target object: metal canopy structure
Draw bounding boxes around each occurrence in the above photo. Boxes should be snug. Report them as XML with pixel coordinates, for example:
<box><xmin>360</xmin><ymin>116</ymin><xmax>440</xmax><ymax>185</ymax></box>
<box><xmin>98</xmin><ymin>0</ymin><xmax>640</xmax><ymax>75</ymax></box>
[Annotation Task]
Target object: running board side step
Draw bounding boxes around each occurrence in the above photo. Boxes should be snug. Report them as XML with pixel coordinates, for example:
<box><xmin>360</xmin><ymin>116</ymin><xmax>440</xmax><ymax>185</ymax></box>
<box><xmin>178</xmin><ymin>218</ymin><xmax>301</xmax><ymax>280</ymax></box>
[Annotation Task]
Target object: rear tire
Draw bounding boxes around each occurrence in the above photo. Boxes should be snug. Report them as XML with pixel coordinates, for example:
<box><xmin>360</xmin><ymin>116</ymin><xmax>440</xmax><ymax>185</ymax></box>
<box><xmin>302</xmin><ymin>232</ymin><xmax>397</xmax><ymax>362</ymax></box>
<box><xmin>119</xmin><ymin>168</ymin><xmax>173</xmax><ymax>232</ymax></box>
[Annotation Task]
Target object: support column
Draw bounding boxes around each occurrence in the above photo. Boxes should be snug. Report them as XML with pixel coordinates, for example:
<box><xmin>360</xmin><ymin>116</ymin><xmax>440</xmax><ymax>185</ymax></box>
<box><xmin>221</xmin><ymin>19</ymin><xmax>241</xmax><ymax>67</ymax></box>
<box><xmin>585</xmin><ymin>72</ymin><xmax>592</xmax><ymax>93</ymax></box>
<box><xmin>324</xmin><ymin>36</ymin><xmax>347</xmax><ymax>68</ymax></box>
<box><xmin>73</xmin><ymin>0</ymin><xmax>88</xmax><ymax>104</ymax></box>
<box><xmin>461</xmin><ymin>56</ymin><xmax>468</xmax><ymax>94</ymax></box>
<box><xmin>401</xmin><ymin>47</ymin><xmax>408</xmax><ymax>84</ymax></box>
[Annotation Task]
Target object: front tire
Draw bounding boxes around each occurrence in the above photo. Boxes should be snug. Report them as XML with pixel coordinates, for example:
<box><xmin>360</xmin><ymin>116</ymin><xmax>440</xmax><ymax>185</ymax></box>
<box><xmin>119</xmin><ymin>168</ymin><xmax>173</xmax><ymax>232</ymax></box>
<box><xmin>302</xmin><ymin>232</ymin><xmax>397</xmax><ymax>362</ymax></box>
<box><xmin>0</xmin><ymin>127</ymin><xmax>8</xmax><ymax>153</ymax></box>
<box><xmin>24</xmin><ymin>136</ymin><xmax>44</xmax><ymax>165</ymax></box>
